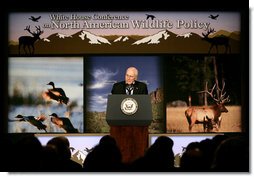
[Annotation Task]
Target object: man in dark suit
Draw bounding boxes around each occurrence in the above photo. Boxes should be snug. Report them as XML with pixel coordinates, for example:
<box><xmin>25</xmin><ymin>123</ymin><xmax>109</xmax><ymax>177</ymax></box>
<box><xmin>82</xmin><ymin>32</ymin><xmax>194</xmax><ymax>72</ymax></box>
<box><xmin>111</xmin><ymin>66</ymin><xmax>148</xmax><ymax>95</ymax></box>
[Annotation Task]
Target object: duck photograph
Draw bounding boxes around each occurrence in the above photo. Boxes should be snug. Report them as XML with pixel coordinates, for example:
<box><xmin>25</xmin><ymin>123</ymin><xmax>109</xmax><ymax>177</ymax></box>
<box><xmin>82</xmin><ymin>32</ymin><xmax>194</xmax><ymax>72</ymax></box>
<box><xmin>43</xmin><ymin>81</ymin><xmax>70</xmax><ymax>105</ymax></box>
<box><xmin>8</xmin><ymin>57</ymin><xmax>84</xmax><ymax>133</ymax></box>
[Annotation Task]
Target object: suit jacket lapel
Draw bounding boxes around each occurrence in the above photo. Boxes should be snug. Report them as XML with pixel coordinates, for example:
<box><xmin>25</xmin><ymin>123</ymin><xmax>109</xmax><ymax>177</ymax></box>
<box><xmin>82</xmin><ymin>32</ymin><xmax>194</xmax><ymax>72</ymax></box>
<box><xmin>122</xmin><ymin>82</ymin><xmax>127</xmax><ymax>94</ymax></box>
<box><xmin>133</xmin><ymin>83</ymin><xmax>139</xmax><ymax>94</ymax></box>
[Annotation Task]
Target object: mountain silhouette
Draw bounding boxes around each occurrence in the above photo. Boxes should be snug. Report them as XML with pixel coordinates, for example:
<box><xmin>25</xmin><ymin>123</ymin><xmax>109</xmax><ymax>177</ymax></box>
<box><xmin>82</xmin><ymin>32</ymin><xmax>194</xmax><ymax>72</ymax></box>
<box><xmin>132</xmin><ymin>30</ymin><xmax>171</xmax><ymax>45</ymax></box>
<box><xmin>9</xmin><ymin>29</ymin><xmax>240</xmax><ymax>54</ymax></box>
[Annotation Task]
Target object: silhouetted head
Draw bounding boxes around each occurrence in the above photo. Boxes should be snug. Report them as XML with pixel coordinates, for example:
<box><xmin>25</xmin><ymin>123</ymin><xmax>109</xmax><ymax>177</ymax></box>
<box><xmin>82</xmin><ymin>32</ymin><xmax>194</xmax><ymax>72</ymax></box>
<box><xmin>154</xmin><ymin>136</ymin><xmax>174</xmax><ymax>149</ymax></box>
<box><xmin>99</xmin><ymin>135</ymin><xmax>117</xmax><ymax>146</ymax></box>
<box><xmin>47</xmin><ymin>136</ymin><xmax>71</xmax><ymax>160</ymax></box>
<box><xmin>212</xmin><ymin>136</ymin><xmax>248</xmax><ymax>171</ymax></box>
<box><xmin>212</xmin><ymin>134</ymin><xmax>229</xmax><ymax>147</ymax></box>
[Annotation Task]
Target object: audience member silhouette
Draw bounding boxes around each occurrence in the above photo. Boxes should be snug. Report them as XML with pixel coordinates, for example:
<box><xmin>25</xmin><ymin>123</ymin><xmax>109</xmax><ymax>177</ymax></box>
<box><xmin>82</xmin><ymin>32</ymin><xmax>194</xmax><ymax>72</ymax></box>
<box><xmin>198</xmin><ymin>134</ymin><xmax>229</xmax><ymax>171</ymax></box>
<box><xmin>179</xmin><ymin>141</ymin><xmax>207</xmax><ymax>172</ymax></box>
<box><xmin>12</xmin><ymin>135</ymin><xmax>43</xmax><ymax>172</ymax></box>
<box><xmin>130</xmin><ymin>136</ymin><xmax>175</xmax><ymax>172</ymax></box>
<box><xmin>4</xmin><ymin>133</ymin><xmax>248</xmax><ymax>172</ymax></box>
<box><xmin>212</xmin><ymin>134</ymin><xmax>229</xmax><ymax>147</ymax></box>
<box><xmin>82</xmin><ymin>135</ymin><xmax>125</xmax><ymax>172</ymax></box>
<box><xmin>211</xmin><ymin>136</ymin><xmax>249</xmax><ymax>172</ymax></box>
<box><xmin>40</xmin><ymin>145</ymin><xmax>60</xmax><ymax>171</ymax></box>
<box><xmin>46</xmin><ymin>136</ymin><xmax>82</xmax><ymax>172</ymax></box>
<box><xmin>198</xmin><ymin>138</ymin><xmax>216</xmax><ymax>171</ymax></box>
<box><xmin>2</xmin><ymin>135</ymin><xmax>17</xmax><ymax>171</ymax></box>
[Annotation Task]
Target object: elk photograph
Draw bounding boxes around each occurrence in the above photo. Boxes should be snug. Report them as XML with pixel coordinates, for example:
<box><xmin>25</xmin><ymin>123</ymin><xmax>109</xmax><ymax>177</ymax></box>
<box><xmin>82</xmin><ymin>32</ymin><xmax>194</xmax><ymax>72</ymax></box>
<box><xmin>165</xmin><ymin>55</ymin><xmax>242</xmax><ymax>133</ymax></box>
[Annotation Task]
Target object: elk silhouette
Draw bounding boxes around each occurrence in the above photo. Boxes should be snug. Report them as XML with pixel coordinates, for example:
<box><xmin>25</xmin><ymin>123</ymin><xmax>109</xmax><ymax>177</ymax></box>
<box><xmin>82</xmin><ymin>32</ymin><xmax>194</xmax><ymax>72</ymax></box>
<box><xmin>18</xmin><ymin>25</ymin><xmax>43</xmax><ymax>55</ymax></box>
<box><xmin>202</xmin><ymin>28</ymin><xmax>231</xmax><ymax>54</ymax></box>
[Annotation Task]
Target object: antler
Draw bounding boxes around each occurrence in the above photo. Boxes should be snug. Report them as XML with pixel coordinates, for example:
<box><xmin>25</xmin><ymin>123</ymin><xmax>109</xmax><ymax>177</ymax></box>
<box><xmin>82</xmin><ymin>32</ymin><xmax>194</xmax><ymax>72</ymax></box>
<box><xmin>24</xmin><ymin>25</ymin><xmax>43</xmax><ymax>35</ymax></box>
<box><xmin>202</xmin><ymin>28</ymin><xmax>216</xmax><ymax>37</ymax></box>
<box><xmin>24</xmin><ymin>25</ymin><xmax>32</xmax><ymax>34</ymax></box>
<box><xmin>216</xmin><ymin>81</ymin><xmax>230</xmax><ymax>103</ymax></box>
<box><xmin>205</xmin><ymin>81</ymin><xmax>230</xmax><ymax>103</ymax></box>
<box><xmin>35</xmin><ymin>26</ymin><xmax>44</xmax><ymax>35</ymax></box>
<box><xmin>205</xmin><ymin>83</ymin><xmax>219</xmax><ymax>102</ymax></box>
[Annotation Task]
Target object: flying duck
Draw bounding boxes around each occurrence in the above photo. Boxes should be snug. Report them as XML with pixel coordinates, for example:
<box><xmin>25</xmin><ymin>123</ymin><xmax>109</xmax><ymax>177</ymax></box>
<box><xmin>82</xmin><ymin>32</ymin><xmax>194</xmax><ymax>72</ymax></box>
<box><xmin>49</xmin><ymin>113</ymin><xmax>78</xmax><ymax>133</ymax></box>
<box><xmin>208</xmin><ymin>14</ymin><xmax>219</xmax><ymax>20</ymax></box>
<box><xmin>15</xmin><ymin>114</ymin><xmax>47</xmax><ymax>132</ymax></box>
<box><xmin>84</xmin><ymin>147</ymin><xmax>93</xmax><ymax>153</ymax></box>
<box><xmin>29</xmin><ymin>16</ymin><xmax>41</xmax><ymax>22</ymax></box>
<box><xmin>43</xmin><ymin>81</ymin><xmax>69</xmax><ymax>105</ymax></box>
<box><xmin>146</xmin><ymin>14</ymin><xmax>156</xmax><ymax>20</ymax></box>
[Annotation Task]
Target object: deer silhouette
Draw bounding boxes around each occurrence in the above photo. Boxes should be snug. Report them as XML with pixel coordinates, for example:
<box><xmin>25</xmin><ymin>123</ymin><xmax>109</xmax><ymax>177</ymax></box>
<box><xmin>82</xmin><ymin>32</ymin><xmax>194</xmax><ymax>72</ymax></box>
<box><xmin>202</xmin><ymin>28</ymin><xmax>231</xmax><ymax>54</ymax></box>
<box><xmin>18</xmin><ymin>25</ymin><xmax>43</xmax><ymax>55</ymax></box>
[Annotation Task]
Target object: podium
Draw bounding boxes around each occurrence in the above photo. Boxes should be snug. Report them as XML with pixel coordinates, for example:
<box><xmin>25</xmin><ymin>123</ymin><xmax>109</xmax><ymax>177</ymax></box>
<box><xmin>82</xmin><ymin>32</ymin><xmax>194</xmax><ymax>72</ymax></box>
<box><xmin>106</xmin><ymin>95</ymin><xmax>152</xmax><ymax>163</ymax></box>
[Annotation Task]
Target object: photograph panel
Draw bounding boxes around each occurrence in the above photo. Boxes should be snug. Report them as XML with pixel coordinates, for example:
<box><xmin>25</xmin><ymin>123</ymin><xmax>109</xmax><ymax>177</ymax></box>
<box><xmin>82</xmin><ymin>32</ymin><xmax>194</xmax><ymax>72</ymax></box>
<box><xmin>8</xmin><ymin>57</ymin><xmax>84</xmax><ymax>133</ymax></box>
<box><xmin>85</xmin><ymin>55</ymin><xmax>165</xmax><ymax>133</ymax></box>
<box><xmin>165</xmin><ymin>55</ymin><xmax>242</xmax><ymax>133</ymax></box>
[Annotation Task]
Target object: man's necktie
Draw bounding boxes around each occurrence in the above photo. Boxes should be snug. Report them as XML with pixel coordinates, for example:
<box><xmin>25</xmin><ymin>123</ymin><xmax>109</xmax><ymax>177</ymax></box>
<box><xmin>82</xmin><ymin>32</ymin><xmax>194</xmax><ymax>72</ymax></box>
<box><xmin>126</xmin><ymin>84</ymin><xmax>134</xmax><ymax>95</ymax></box>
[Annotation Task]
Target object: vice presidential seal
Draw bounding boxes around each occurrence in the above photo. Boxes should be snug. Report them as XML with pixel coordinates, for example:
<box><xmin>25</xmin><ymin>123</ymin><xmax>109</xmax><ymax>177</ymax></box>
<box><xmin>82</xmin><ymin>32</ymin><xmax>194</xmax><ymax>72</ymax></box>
<box><xmin>121</xmin><ymin>97</ymin><xmax>138</xmax><ymax>115</ymax></box>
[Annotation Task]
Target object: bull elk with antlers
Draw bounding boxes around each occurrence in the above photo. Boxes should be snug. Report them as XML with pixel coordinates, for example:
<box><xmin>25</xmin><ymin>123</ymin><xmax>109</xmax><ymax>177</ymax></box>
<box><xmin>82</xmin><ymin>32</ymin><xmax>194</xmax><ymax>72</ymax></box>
<box><xmin>18</xmin><ymin>25</ymin><xmax>43</xmax><ymax>55</ymax></box>
<box><xmin>202</xmin><ymin>28</ymin><xmax>231</xmax><ymax>54</ymax></box>
<box><xmin>185</xmin><ymin>82</ymin><xmax>230</xmax><ymax>132</ymax></box>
